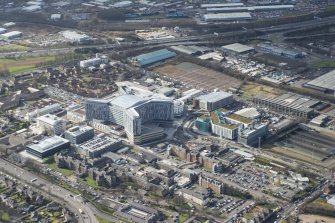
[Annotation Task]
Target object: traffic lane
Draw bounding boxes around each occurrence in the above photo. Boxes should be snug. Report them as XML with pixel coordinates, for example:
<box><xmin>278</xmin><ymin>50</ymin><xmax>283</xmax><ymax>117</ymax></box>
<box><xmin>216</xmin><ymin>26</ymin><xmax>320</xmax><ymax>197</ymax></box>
<box><xmin>0</xmin><ymin>159</ymin><xmax>97</xmax><ymax>223</ymax></box>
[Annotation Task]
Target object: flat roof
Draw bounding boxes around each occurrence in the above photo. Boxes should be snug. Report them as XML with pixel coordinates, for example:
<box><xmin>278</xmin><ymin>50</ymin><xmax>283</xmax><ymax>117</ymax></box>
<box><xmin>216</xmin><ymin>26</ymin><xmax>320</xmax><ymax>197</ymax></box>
<box><xmin>222</xmin><ymin>43</ymin><xmax>254</xmax><ymax>53</ymax></box>
<box><xmin>306</xmin><ymin>69</ymin><xmax>335</xmax><ymax>91</ymax></box>
<box><xmin>197</xmin><ymin>91</ymin><xmax>232</xmax><ymax>103</ymax></box>
<box><xmin>65</xmin><ymin>125</ymin><xmax>93</xmax><ymax>137</ymax></box>
<box><xmin>37</xmin><ymin>114</ymin><xmax>63</xmax><ymax>125</ymax></box>
<box><xmin>132</xmin><ymin>49</ymin><xmax>176</xmax><ymax>66</ymax></box>
<box><xmin>27</xmin><ymin>136</ymin><xmax>69</xmax><ymax>153</ymax></box>
<box><xmin>109</xmin><ymin>94</ymin><xmax>146</xmax><ymax>109</ymax></box>
<box><xmin>201</xmin><ymin>3</ymin><xmax>244</xmax><ymax>8</ymax></box>
<box><xmin>204</xmin><ymin>12</ymin><xmax>252</xmax><ymax>20</ymax></box>
<box><xmin>79</xmin><ymin>136</ymin><xmax>120</xmax><ymax>152</ymax></box>
<box><xmin>1</xmin><ymin>31</ymin><xmax>22</xmax><ymax>37</ymax></box>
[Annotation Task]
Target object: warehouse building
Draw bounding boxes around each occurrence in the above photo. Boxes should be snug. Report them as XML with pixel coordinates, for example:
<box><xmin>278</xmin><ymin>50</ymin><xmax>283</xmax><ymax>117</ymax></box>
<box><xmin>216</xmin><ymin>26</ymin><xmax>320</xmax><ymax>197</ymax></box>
<box><xmin>1</xmin><ymin>31</ymin><xmax>22</xmax><ymax>39</ymax></box>
<box><xmin>207</xmin><ymin>5</ymin><xmax>294</xmax><ymax>13</ymax></box>
<box><xmin>3</xmin><ymin>22</ymin><xmax>15</xmax><ymax>27</ymax></box>
<box><xmin>0</xmin><ymin>28</ymin><xmax>7</xmax><ymax>34</ymax></box>
<box><xmin>257</xmin><ymin>43</ymin><xmax>304</xmax><ymax>59</ymax></box>
<box><xmin>196</xmin><ymin>91</ymin><xmax>233</xmax><ymax>111</ymax></box>
<box><xmin>201</xmin><ymin>3</ymin><xmax>244</xmax><ymax>8</ymax></box>
<box><xmin>203</xmin><ymin>12</ymin><xmax>252</xmax><ymax>22</ymax></box>
<box><xmin>64</xmin><ymin>125</ymin><xmax>94</xmax><ymax>145</ymax></box>
<box><xmin>222</xmin><ymin>43</ymin><xmax>254</xmax><ymax>55</ymax></box>
<box><xmin>131</xmin><ymin>49</ymin><xmax>176</xmax><ymax>67</ymax></box>
<box><xmin>78</xmin><ymin>135</ymin><xmax>122</xmax><ymax>159</ymax></box>
<box><xmin>26</xmin><ymin>136</ymin><xmax>70</xmax><ymax>159</ymax></box>
<box><xmin>170</xmin><ymin>45</ymin><xmax>211</xmax><ymax>56</ymax></box>
<box><xmin>61</xmin><ymin>30</ymin><xmax>91</xmax><ymax>43</ymax></box>
<box><xmin>253</xmin><ymin>93</ymin><xmax>318</xmax><ymax>118</ymax></box>
<box><xmin>304</xmin><ymin>69</ymin><xmax>335</xmax><ymax>95</ymax></box>
<box><xmin>22</xmin><ymin>5</ymin><xmax>42</xmax><ymax>12</ymax></box>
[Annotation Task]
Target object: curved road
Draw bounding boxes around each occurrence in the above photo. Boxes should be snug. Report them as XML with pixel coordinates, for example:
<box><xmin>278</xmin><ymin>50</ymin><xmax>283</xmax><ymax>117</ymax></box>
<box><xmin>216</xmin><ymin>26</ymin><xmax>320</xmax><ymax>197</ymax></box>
<box><xmin>0</xmin><ymin>158</ymin><xmax>98</xmax><ymax>223</ymax></box>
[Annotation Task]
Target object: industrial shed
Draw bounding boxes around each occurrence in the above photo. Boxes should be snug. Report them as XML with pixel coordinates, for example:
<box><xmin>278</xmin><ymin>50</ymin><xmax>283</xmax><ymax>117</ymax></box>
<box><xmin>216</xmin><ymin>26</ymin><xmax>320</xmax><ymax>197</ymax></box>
<box><xmin>203</xmin><ymin>12</ymin><xmax>252</xmax><ymax>22</ymax></box>
<box><xmin>304</xmin><ymin>69</ymin><xmax>335</xmax><ymax>94</ymax></box>
<box><xmin>131</xmin><ymin>49</ymin><xmax>176</xmax><ymax>66</ymax></box>
<box><xmin>222</xmin><ymin>43</ymin><xmax>254</xmax><ymax>55</ymax></box>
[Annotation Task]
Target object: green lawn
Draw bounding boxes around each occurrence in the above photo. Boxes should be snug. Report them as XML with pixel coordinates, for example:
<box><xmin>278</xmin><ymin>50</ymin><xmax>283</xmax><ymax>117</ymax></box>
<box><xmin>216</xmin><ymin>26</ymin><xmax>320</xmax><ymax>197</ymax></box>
<box><xmin>47</xmin><ymin>162</ymin><xmax>73</xmax><ymax>176</ymax></box>
<box><xmin>96</xmin><ymin>215</ymin><xmax>115</xmax><ymax>223</ymax></box>
<box><xmin>0</xmin><ymin>56</ymin><xmax>56</xmax><ymax>74</ymax></box>
<box><xmin>312</xmin><ymin>60</ymin><xmax>335</xmax><ymax>68</ymax></box>
<box><xmin>81</xmin><ymin>177</ymin><xmax>99</xmax><ymax>189</ymax></box>
<box><xmin>0</xmin><ymin>210</ymin><xmax>10</xmax><ymax>222</ymax></box>
<box><xmin>179</xmin><ymin>213</ymin><xmax>190</xmax><ymax>223</ymax></box>
<box><xmin>0</xmin><ymin>45</ymin><xmax>29</xmax><ymax>52</ymax></box>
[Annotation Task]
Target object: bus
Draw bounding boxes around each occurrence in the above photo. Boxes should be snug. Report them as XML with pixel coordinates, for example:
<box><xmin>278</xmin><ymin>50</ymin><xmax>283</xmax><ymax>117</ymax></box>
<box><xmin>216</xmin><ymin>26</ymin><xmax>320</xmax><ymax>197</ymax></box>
<box><xmin>31</xmin><ymin>178</ymin><xmax>37</xmax><ymax>183</ymax></box>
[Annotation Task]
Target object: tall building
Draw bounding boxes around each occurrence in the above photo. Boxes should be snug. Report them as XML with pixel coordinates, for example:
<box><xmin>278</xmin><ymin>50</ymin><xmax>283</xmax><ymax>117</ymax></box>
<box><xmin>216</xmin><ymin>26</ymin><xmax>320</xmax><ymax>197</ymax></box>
<box><xmin>85</xmin><ymin>99</ymin><xmax>110</xmax><ymax>121</ymax></box>
<box><xmin>36</xmin><ymin>114</ymin><xmax>66</xmax><ymax>136</ymax></box>
<box><xmin>86</xmin><ymin>95</ymin><xmax>173</xmax><ymax>143</ymax></box>
<box><xmin>64</xmin><ymin>125</ymin><xmax>94</xmax><ymax>145</ymax></box>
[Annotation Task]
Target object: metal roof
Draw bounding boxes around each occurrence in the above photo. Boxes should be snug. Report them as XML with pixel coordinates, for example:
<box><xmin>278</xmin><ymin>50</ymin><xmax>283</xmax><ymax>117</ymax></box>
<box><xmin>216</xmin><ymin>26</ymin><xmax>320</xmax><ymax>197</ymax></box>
<box><xmin>204</xmin><ymin>12</ymin><xmax>252</xmax><ymax>21</ymax></box>
<box><xmin>27</xmin><ymin>136</ymin><xmax>69</xmax><ymax>153</ymax></box>
<box><xmin>197</xmin><ymin>91</ymin><xmax>232</xmax><ymax>103</ymax></box>
<box><xmin>201</xmin><ymin>3</ymin><xmax>244</xmax><ymax>8</ymax></box>
<box><xmin>222</xmin><ymin>43</ymin><xmax>254</xmax><ymax>53</ymax></box>
<box><xmin>132</xmin><ymin>49</ymin><xmax>176</xmax><ymax>66</ymax></box>
<box><xmin>306</xmin><ymin>69</ymin><xmax>335</xmax><ymax>91</ymax></box>
<box><xmin>109</xmin><ymin>94</ymin><xmax>146</xmax><ymax>109</ymax></box>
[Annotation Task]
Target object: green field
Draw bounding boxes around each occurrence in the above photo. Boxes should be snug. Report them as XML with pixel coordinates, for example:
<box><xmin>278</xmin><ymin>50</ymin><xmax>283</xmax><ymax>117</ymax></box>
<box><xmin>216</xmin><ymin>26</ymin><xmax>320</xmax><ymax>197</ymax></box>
<box><xmin>81</xmin><ymin>177</ymin><xmax>99</xmax><ymax>189</ymax></box>
<box><xmin>179</xmin><ymin>213</ymin><xmax>190</xmax><ymax>223</ymax></box>
<box><xmin>0</xmin><ymin>56</ymin><xmax>56</xmax><ymax>74</ymax></box>
<box><xmin>312</xmin><ymin>60</ymin><xmax>335</xmax><ymax>68</ymax></box>
<box><xmin>0</xmin><ymin>210</ymin><xmax>10</xmax><ymax>222</ymax></box>
<box><xmin>0</xmin><ymin>45</ymin><xmax>29</xmax><ymax>52</ymax></box>
<box><xmin>96</xmin><ymin>215</ymin><xmax>115</xmax><ymax>223</ymax></box>
<box><xmin>47</xmin><ymin>162</ymin><xmax>73</xmax><ymax>176</ymax></box>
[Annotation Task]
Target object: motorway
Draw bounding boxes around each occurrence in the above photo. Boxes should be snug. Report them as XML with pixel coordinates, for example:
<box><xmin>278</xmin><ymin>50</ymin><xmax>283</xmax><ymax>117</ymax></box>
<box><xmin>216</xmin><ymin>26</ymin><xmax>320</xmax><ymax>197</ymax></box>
<box><xmin>0</xmin><ymin>158</ymin><xmax>98</xmax><ymax>223</ymax></box>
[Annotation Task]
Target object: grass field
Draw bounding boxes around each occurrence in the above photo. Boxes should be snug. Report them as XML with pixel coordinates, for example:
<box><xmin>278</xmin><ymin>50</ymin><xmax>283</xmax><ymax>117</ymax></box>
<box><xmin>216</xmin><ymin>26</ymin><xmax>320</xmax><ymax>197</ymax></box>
<box><xmin>81</xmin><ymin>177</ymin><xmax>99</xmax><ymax>189</ymax></box>
<box><xmin>241</xmin><ymin>82</ymin><xmax>281</xmax><ymax>99</ymax></box>
<box><xmin>311</xmin><ymin>60</ymin><xmax>335</xmax><ymax>68</ymax></box>
<box><xmin>179</xmin><ymin>213</ymin><xmax>190</xmax><ymax>223</ymax></box>
<box><xmin>0</xmin><ymin>210</ymin><xmax>10</xmax><ymax>222</ymax></box>
<box><xmin>0</xmin><ymin>45</ymin><xmax>29</xmax><ymax>52</ymax></box>
<box><xmin>0</xmin><ymin>56</ymin><xmax>56</xmax><ymax>74</ymax></box>
<box><xmin>47</xmin><ymin>162</ymin><xmax>73</xmax><ymax>176</ymax></box>
<box><xmin>96</xmin><ymin>215</ymin><xmax>115</xmax><ymax>223</ymax></box>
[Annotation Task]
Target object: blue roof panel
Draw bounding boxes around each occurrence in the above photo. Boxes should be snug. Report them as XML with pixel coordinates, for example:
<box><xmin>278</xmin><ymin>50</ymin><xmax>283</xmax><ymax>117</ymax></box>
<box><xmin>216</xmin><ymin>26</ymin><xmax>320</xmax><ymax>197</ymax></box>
<box><xmin>133</xmin><ymin>49</ymin><xmax>176</xmax><ymax>66</ymax></box>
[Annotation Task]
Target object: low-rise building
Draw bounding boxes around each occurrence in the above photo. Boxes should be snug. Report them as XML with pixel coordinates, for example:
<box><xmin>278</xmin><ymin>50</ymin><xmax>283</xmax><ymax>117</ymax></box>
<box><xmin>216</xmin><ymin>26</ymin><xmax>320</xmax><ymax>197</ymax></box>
<box><xmin>26</xmin><ymin>136</ymin><xmax>70</xmax><ymax>159</ymax></box>
<box><xmin>36</xmin><ymin>114</ymin><xmax>66</xmax><ymax>136</ymax></box>
<box><xmin>178</xmin><ymin>189</ymin><xmax>208</xmax><ymax>206</ymax></box>
<box><xmin>64</xmin><ymin>125</ymin><xmax>94</xmax><ymax>145</ymax></box>
<box><xmin>78</xmin><ymin>135</ymin><xmax>122</xmax><ymax>158</ymax></box>
<box><xmin>196</xmin><ymin>91</ymin><xmax>233</xmax><ymax>111</ymax></box>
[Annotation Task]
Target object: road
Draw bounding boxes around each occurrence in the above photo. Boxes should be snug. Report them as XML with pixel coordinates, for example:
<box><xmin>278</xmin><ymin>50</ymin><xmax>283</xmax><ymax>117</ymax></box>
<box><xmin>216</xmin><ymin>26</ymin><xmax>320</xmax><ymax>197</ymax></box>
<box><xmin>0</xmin><ymin>158</ymin><xmax>98</xmax><ymax>223</ymax></box>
